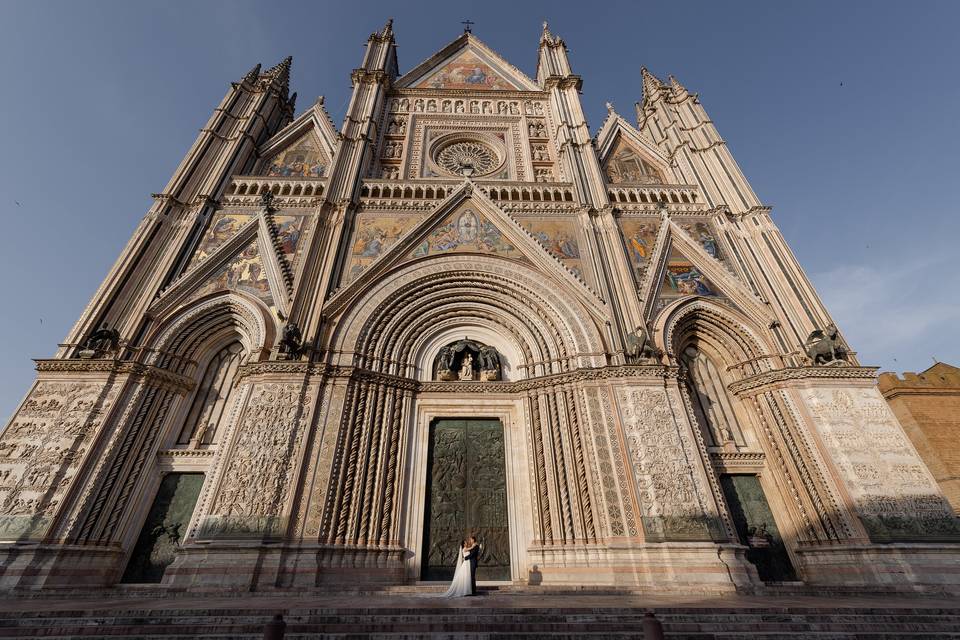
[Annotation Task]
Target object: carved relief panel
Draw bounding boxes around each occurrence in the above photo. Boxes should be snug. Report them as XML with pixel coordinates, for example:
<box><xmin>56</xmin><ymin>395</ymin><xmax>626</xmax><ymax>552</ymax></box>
<box><xmin>0</xmin><ymin>380</ymin><xmax>117</xmax><ymax>539</ymax></box>
<box><xmin>800</xmin><ymin>386</ymin><xmax>960</xmax><ymax>541</ymax></box>
<box><xmin>196</xmin><ymin>381</ymin><xmax>315</xmax><ymax>539</ymax></box>
<box><xmin>615</xmin><ymin>386</ymin><xmax>720</xmax><ymax>540</ymax></box>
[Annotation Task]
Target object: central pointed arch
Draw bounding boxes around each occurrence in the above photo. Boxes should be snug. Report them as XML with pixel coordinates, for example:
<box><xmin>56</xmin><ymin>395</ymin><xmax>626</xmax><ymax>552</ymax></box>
<box><xmin>328</xmin><ymin>255</ymin><xmax>607</xmax><ymax>377</ymax></box>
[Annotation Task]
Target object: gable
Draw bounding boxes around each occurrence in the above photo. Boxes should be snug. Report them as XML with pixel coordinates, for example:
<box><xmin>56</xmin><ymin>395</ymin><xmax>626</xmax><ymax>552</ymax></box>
<box><xmin>190</xmin><ymin>238</ymin><xmax>275</xmax><ymax>309</ymax></box>
<box><xmin>397</xmin><ymin>35</ymin><xmax>539</xmax><ymax>91</ymax></box>
<box><xmin>262</xmin><ymin>131</ymin><xmax>328</xmax><ymax>178</ymax></box>
<box><xmin>604</xmin><ymin>136</ymin><xmax>664</xmax><ymax>185</ymax></box>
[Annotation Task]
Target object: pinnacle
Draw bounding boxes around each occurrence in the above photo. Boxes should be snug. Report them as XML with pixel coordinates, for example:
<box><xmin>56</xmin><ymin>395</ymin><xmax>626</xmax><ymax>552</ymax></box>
<box><xmin>641</xmin><ymin>66</ymin><xmax>664</xmax><ymax>100</ymax></box>
<box><xmin>668</xmin><ymin>74</ymin><xmax>688</xmax><ymax>95</ymax></box>
<box><xmin>265</xmin><ymin>56</ymin><xmax>293</xmax><ymax>95</ymax></box>
<box><xmin>242</xmin><ymin>63</ymin><xmax>261</xmax><ymax>85</ymax></box>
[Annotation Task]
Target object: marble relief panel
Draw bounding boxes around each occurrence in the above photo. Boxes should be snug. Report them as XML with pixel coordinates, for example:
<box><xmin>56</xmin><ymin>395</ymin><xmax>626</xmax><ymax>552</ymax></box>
<box><xmin>518</xmin><ymin>218</ymin><xmax>583</xmax><ymax>279</ymax></box>
<box><xmin>615</xmin><ymin>386</ymin><xmax>718</xmax><ymax>540</ymax></box>
<box><xmin>0</xmin><ymin>381</ymin><xmax>117</xmax><ymax>539</ymax></box>
<box><xmin>343</xmin><ymin>214</ymin><xmax>419</xmax><ymax>285</ymax></box>
<box><xmin>799</xmin><ymin>387</ymin><xmax>960</xmax><ymax>541</ymax></box>
<box><xmin>198</xmin><ymin>382</ymin><xmax>315</xmax><ymax>538</ymax></box>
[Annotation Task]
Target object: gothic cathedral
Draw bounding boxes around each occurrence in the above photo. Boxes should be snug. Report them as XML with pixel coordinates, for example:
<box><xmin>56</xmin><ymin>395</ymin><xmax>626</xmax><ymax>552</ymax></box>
<box><xmin>1</xmin><ymin>21</ymin><xmax>958</xmax><ymax>592</ymax></box>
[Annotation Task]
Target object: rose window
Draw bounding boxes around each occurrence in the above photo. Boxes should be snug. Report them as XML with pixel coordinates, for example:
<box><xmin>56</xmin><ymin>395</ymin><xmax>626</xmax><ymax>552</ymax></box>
<box><xmin>435</xmin><ymin>140</ymin><xmax>501</xmax><ymax>178</ymax></box>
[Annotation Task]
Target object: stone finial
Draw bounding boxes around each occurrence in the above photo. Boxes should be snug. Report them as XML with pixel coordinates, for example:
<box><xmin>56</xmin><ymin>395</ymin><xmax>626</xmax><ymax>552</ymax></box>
<box><xmin>606</xmin><ymin>102</ymin><xmax>615</xmax><ymax>115</ymax></box>
<box><xmin>265</xmin><ymin>56</ymin><xmax>293</xmax><ymax>94</ymax></box>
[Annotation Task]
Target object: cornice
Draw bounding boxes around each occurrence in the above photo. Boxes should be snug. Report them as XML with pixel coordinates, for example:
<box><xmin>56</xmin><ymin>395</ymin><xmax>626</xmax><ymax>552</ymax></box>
<box><xmin>728</xmin><ymin>365</ymin><xmax>879</xmax><ymax>396</ymax></box>
<box><xmin>34</xmin><ymin>359</ymin><xmax>195</xmax><ymax>394</ymax></box>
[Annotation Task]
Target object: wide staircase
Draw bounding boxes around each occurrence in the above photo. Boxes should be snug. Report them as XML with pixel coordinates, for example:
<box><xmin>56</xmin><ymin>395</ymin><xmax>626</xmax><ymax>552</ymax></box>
<box><xmin>1</xmin><ymin>587</ymin><xmax>959</xmax><ymax>639</ymax></box>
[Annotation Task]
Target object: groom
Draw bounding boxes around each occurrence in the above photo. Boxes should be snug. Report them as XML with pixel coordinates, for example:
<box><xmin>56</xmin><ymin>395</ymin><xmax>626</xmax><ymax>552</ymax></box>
<box><xmin>466</xmin><ymin>535</ymin><xmax>482</xmax><ymax>595</ymax></box>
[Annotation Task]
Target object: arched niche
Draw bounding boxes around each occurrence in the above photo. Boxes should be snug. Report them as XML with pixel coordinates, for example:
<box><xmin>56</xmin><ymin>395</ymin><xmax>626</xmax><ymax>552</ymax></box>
<box><xmin>412</xmin><ymin>323</ymin><xmax>524</xmax><ymax>382</ymax></box>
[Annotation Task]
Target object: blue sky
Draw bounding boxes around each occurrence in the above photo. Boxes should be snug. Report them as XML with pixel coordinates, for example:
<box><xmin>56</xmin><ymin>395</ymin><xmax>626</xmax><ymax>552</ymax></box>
<box><xmin>0</xmin><ymin>1</ymin><xmax>958</xmax><ymax>421</ymax></box>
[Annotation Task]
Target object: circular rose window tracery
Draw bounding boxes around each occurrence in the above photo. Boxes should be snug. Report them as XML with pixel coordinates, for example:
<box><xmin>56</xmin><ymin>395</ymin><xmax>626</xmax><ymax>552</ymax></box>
<box><xmin>434</xmin><ymin>139</ymin><xmax>501</xmax><ymax>178</ymax></box>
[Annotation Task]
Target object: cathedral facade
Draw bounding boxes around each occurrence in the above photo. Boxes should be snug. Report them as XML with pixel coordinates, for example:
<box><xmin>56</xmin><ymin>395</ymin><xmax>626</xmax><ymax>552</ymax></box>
<box><xmin>1</xmin><ymin>21</ymin><xmax>958</xmax><ymax>593</ymax></box>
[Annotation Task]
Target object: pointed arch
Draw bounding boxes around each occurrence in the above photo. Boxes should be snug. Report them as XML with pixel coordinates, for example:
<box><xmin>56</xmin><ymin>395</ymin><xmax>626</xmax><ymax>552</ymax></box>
<box><xmin>328</xmin><ymin>255</ymin><xmax>607</xmax><ymax>378</ymax></box>
<box><xmin>145</xmin><ymin>292</ymin><xmax>275</xmax><ymax>374</ymax></box>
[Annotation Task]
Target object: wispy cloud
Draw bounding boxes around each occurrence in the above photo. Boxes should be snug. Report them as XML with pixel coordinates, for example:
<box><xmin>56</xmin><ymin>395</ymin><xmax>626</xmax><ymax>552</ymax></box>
<box><xmin>810</xmin><ymin>250</ymin><xmax>958</xmax><ymax>372</ymax></box>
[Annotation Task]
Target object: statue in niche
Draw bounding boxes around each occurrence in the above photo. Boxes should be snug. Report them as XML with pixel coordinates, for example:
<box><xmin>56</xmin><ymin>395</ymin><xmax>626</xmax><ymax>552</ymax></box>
<box><xmin>79</xmin><ymin>322</ymin><xmax>120</xmax><ymax>358</ymax></box>
<box><xmin>804</xmin><ymin>323</ymin><xmax>848</xmax><ymax>366</ymax></box>
<box><xmin>479</xmin><ymin>345</ymin><xmax>500</xmax><ymax>381</ymax></box>
<box><xmin>459</xmin><ymin>353</ymin><xmax>474</xmax><ymax>381</ymax></box>
<box><xmin>436</xmin><ymin>345</ymin><xmax>456</xmax><ymax>381</ymax></box>
<box><xmin>623</xmin><ymin>325</ymin><xmax>661</xmax><ymax>364</ymax></box>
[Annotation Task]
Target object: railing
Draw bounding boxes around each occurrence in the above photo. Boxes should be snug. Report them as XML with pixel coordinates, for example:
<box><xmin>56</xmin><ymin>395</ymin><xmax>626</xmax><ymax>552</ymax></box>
<box><xmin>226</xmin><ymin>176</ymin><xmax>326</xmax><ymax>198</ymax></box>
<box><xmin>607</xmin><ymin>184</ymin><xmax>700</xmax><ymax>205</ymax></box>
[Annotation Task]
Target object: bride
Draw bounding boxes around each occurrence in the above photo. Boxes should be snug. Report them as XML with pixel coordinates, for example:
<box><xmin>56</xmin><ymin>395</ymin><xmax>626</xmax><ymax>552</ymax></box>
<box><xmin>441</xmin><ymin>538</ymin><xmax>477</xmax><ymax>598</ymax></box>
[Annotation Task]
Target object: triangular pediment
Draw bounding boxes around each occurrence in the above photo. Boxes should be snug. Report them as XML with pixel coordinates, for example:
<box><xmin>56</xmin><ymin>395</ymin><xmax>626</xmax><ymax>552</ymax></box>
<box><xmin>325</xmin><ymin>182</ymin><xmax>605</xmax><ymax>320</ymax></box>
<box><xmin>188</xmin><ymin>238</ymin><xmax>276</xmax><ymax>309</ymax></box>
<box><xmin>601</xmin><ymin>132</ymin><xmax>668</xmax><ymax>185</ymax></box>
<box><xmin>257</xmin><ymin>99</ymin><xmax>338</xmax><ymax>176</ymax></box>
<box><xmin>396</xmin><ymin>34</ymin><xmax>539</xmax><ymax>91</ymax></box>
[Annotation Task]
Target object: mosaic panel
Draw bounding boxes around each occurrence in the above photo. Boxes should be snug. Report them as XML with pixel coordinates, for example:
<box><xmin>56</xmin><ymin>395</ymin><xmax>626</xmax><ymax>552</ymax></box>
<box><xmin>618</xmin><ymin>218</ymin><xmax>660</xmax><ymax>285</ymax></box>
<box><xmin>413</xmin><ymin>49</ymin><xmax>520</xmax><ymax>91</ymax></box>
<box><xmin>193</xmin><ymin>213</ymin><xmax>252</xmax><ymax>264</ymax></box>
<box><xmin>519</xmin><ymin>218</ymin><xmax>583</xmax><ymax>279</ymax></box>
<box><xmin>604</xmin><ymin>137</ymin><xmax>663</xmax><ymax>185</ymax></box>
<box><xmin>193</xmin><ymin>239</ymin><xmax>274</xmax><ymax>308</ymax></box>
<box><xmin>343</xmin><ymin>214</ymin><xmax>419</xmax><ymax>285</ymax></box>
<box><xmin>274</xmin><ymin>214</ymin><xmax>309</xmax><ymax>271</ymax></box>
<box><xmin>262</xmin><ymin>132</ymin><xmax>327</xmax><ymax>178</ymax></box>
<box><xmin>410</xmin><ymin>207</ymin><xmax>523</xmax><ymax>261</ymax></box>
<box><xmin>677</xmin><ymin>220</ymin><xmax>723</xmax><ymax>262</ymax></box>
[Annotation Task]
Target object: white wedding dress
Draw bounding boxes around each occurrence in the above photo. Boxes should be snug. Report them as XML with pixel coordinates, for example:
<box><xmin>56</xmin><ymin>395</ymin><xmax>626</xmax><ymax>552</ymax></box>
<box><xmin>441</xmin><ymin>546</ymin><xmax>473</xmax><ymax>598</ymax></box>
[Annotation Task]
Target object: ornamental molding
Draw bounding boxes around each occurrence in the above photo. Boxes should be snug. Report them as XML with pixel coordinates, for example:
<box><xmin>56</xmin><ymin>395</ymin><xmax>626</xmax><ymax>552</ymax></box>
<box><xmin>728</xmin><ymin>365</ymin><xmax>879</xmax><ymax>396</ymax></box>
<box><xmin>709</xmin><ymin>451</ymin><xmax>765</xmax><ymax>468</ymax></box>
<box><xmin>157</xmin><ymin>449</ymin><xmax>216</xmax><ymax>458</ymax></box>
<box><xmin>34</xmin><ymin>359</ymin><xmax>195</xmax><ymax>394</ymax></box>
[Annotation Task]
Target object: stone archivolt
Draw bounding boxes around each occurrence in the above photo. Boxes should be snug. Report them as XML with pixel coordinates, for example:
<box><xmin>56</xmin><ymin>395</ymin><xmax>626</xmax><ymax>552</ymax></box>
<box><xmin>1</xmin><ymin>22</ymin><xmax>958</xmax><ymax>595</ymax></box>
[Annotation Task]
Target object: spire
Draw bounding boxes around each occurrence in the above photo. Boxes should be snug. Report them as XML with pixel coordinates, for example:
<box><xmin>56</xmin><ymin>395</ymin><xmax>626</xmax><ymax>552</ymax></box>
<box><xmin>374</xmin><ymin>17</ymin><xmax>394</xmax><ymax>40</ymax></box>
<box><xmin>265</xmin><ymin>55</ymin><xmax>293</xmax><ymax>94</ymax></box>
<box><xmin>641</xmin><ymin>66</ymin><xmax>664</xmax><ymax>101</ymax></box>
<box><xmin>242</xmin><ymin>63</ymin><xmax>261</xmax><ymax>85</ymax></box>
<box><xmin>540</xmin><ymin>20</ymin><xmax>562</xmax><ymax>47</ymax></box>
<box><xmin>668</xmin><ymin>74</ymin><xmax>689</xmax><ymax>97</ymax></box>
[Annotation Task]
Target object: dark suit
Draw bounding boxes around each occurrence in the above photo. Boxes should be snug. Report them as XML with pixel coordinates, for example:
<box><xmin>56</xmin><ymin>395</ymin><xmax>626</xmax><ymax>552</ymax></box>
<box><xmin>466</xmin><ymin>544</ymin><xmax>480</xmax><ymax>595</ymax></box>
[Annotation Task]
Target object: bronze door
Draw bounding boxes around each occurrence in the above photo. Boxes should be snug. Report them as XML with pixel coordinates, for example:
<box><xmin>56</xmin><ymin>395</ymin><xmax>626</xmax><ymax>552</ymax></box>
<box><xmin>421</xmin><ymin>418</ymin><xmax>511</xmax><ymax>581</ymax></box>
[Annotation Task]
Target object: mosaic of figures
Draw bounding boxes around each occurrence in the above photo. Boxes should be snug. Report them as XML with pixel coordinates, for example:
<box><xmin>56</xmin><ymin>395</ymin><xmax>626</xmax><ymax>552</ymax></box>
<box><xmin>412</xmin><ymin>49</ymin><xmax>521</xmax><ymax>91</ymax></box>
<box><xmin>411</xmin><ymin>208</ymin><xmax>522</xmax><ymax>262</ymax></box>
<box><xmin>800</xmin><ymin>388</ymin><xmax>960</xmax><ymax>540</ymax></box>
<box><xmin>262</xmin><ymin>132</ymin><xmax>327</xmax><ymax>178</ymax></box>
<box><xmin>604</xmin><ymin>137</ymin><xmax>663</xmax><ymax>185</ymax></box>
<box><xmin>518</xmin><ymin>218</ymin><xmax>583</xmax><ymax>279</ymax></box>
<box><xmin>0</xmin><ymin>382</ymin><xmax>116</xmax><ymax>539</ymax></box>
<box><xmin>618</xmin><ymin>218</ymin><xmax>661</xmax><ymax>285</ymax></box>
<box><xmin>343</xmin><ymin>214</ymin><xmax>419</xmax><ymax>284</ymax></box>
<box><xmin>660</xmin><ymin>246</ymin><xmax>719</xmax><ymax>300</ymax></box>
<box><xmin>677</xmin><ymin>220</ymin><xmax>723</xmax><ymax>262</ymax></box>
<box><xmin>193</xmin><ymin>239</ymin><xmax>274</xmax><ymax>308</ymax></box>
<box><xmin>194</xmin><ymin>212</ymin><xmax>251</xmax><ymax>263</ymax></box>
<box><xmin>201</xmin><ymin>383</ymin><xmax>313</xmax><ymax>537</ymax></box>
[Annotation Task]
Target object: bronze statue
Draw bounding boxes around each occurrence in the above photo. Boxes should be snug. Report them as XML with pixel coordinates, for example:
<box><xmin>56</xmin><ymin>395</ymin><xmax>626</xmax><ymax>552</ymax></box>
<box><xmin>279</xmin><ymin>322</ymin><xmax>303</xmax><ymax>358</ymax></box>
<box><xmin>624</xmin><ymin>325</ymin><xmax>661</xmax><ymax>363</ymax></box>
<box><xmin>84</xmin><ymin>323</ymin><xmax>120</xmax><ymax>355</ymax></box>
<box><xmin>804</xmin><ymin>323</ymin><xmax>848</xmax><ymax>365</ymax></box>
